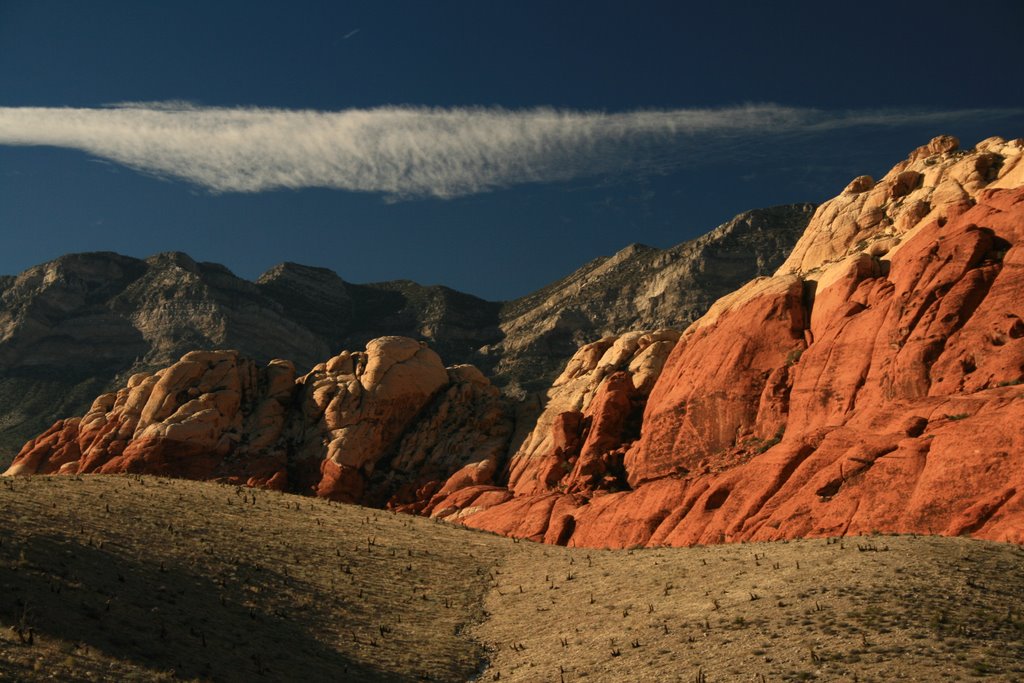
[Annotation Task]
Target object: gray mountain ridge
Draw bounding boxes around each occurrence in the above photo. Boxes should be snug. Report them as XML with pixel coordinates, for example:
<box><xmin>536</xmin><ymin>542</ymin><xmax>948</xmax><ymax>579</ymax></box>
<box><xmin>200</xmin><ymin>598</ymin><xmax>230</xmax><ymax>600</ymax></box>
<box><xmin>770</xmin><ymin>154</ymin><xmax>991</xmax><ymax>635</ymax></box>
<box><xmin>0</xmin><ymin>202</ymin><xmax>814</xmax><ymax>463</ymax></box>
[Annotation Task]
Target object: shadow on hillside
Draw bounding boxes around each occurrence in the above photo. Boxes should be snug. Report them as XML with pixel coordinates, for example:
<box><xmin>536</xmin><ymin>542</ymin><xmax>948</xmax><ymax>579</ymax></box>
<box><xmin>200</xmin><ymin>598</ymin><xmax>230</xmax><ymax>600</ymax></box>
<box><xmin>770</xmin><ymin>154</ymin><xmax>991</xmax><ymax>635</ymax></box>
<box><xmin>0</xmin><ymin>530</ymin><xmax>411</xmax><ymax>682</ymax></box>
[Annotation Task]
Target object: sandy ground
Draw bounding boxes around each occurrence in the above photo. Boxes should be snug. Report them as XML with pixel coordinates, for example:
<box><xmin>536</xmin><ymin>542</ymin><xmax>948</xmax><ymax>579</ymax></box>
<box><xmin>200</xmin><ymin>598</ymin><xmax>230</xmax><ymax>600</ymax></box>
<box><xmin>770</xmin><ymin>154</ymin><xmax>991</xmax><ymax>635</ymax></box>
<box><xmin>1</xmin><ymin>475</ymin><xmax>1022</xmax><ymax>682</ymax></box>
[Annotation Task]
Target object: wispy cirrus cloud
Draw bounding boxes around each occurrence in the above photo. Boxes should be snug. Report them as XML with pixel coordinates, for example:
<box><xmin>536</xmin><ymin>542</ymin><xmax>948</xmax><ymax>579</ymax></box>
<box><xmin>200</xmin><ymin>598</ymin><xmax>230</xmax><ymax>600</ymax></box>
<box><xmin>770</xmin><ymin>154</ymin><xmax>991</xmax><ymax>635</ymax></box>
<box><xmin>0</xmin><ymin>102</ymin><xmax>1018</xmax><ymax>198</ymax></box>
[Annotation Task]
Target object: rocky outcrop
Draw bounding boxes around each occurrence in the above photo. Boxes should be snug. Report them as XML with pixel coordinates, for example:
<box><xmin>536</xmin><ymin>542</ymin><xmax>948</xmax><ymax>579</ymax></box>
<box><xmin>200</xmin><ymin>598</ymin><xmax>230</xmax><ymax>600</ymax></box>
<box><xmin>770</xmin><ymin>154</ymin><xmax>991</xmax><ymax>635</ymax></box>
<box><xmin>424</xmin><ymin>328</ymin><xmax>682</xmax><ymax>543</ymax></box>
<box><xmin>5</xmin><ymin>337</ymin><xmax>513</xmax><ymax>505</ymax></box>
<box><xmin>0</xmin><ymin>205</ymin><xmax>809</xmax><ymax>466</ymax></box>
<box><xmin>429</xmin><ymin>136</ymin><xmax>1024</xmax><ymax>547</ymax></box>
<box><xmin>5</xmin><ymin>350</ymin><xmax>298</xmax><ymax>487</ymax></box>
<box><xmin>293</xmin><ymin>337</ymin><xmax>450</xmax><ymax>502</ymax></box>
<box><xmin>0</xmin><ymin>254</ymin><xmax>506</xmax><ymax>464</ymax></box>
<box><xmin>0</xmin><ymin>253</ymin><xmax>329</xmax><ymax>461</ymax></box>
<box><xmin>384</xmin><ymin>364</ymin><xmax>514</xmax><ymax>512</ymax></box>
<box><xmin>11</xmin><ymin>135</ymin><xmax>1018</xmax><ymax>550</ymax></box>
<box><xmin>504</xmin><ymin>329</ymin><xmax>679</xmax><ymax>496</ymax></box>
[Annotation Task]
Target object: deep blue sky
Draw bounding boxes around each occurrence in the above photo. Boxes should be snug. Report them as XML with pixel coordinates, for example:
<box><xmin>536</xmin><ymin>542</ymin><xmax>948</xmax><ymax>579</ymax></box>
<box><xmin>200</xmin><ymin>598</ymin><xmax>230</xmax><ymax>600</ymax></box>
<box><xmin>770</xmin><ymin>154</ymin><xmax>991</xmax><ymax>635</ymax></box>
<box><xmin>1</xmin><ymin>0</ymin><xmax>1022</xmax><ymax>300</ymax></box>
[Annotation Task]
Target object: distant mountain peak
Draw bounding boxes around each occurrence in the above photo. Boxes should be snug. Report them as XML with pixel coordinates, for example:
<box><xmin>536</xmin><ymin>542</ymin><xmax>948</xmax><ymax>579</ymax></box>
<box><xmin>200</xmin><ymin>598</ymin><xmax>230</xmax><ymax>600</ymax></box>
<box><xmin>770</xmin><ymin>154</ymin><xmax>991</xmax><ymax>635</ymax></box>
<box><xmin>144</xmin><ymin>251</ymin><xmax>201</xmax><ymax>273</ymax></box>
<box><xmin>257</xmin><ymin>261</ymin><xmax>347</xmax><ymax>285</ymax></box>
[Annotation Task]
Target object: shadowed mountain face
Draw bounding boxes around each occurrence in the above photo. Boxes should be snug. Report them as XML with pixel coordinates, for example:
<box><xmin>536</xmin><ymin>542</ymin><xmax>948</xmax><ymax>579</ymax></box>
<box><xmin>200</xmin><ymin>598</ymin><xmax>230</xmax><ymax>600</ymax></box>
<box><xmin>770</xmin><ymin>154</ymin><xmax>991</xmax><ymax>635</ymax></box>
<box><xmin>255</xmin><ymin>263</ymin><xmax>505</xmax><ymax>367</ymax></box>
<box><xmin>0</xmin><ymin>204</ymin><xmax>812</xmax><ymax>462</ymax></box>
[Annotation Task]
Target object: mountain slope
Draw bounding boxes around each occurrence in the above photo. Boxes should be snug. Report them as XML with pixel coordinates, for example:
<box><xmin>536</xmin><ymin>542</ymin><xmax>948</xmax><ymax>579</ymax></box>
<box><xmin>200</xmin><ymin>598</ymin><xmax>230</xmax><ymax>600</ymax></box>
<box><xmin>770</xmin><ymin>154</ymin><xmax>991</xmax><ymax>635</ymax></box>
<box><xmin>3</xmin><ymin>475</ymin><xmax>1023</xmax><ymax>681</ymax></box>
<box><xmin>493</xmin><ymin>204</ymin><xmax>814</xmax><ymax>388</ymax></box>
<box><xmin>0</xmin><ymin>252</ymin><xmax>330</xmax><ymax>459</ymax></box>
<box><xmin>7</xmin><ymin>135</ymin><xmax>1023</xmax><ymax>550</ymax></box>
<box><xmin>0</xmin><ymin>205</ymin><xmax>811</xmax><ymax>463</ymax></box>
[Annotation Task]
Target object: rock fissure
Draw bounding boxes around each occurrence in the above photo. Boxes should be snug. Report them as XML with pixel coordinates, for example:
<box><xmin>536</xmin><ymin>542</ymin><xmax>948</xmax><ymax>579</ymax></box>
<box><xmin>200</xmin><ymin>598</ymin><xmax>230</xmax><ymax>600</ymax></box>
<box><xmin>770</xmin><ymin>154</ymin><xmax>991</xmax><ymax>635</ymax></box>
<box><xmin>946</xmin><ymin>487</ymin><xmax>1018</xmax><ymax>536</ymax></box>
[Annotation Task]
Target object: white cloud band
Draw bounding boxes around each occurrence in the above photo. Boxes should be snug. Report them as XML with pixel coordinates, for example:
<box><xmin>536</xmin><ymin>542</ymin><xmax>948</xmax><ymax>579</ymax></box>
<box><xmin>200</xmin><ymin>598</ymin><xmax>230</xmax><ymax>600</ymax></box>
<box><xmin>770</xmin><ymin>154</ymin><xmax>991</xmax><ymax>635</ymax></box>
<box><xmin>0</xmin><ymin>102</ymin><xmax>1018</xmax><ymax>197</ymax></box>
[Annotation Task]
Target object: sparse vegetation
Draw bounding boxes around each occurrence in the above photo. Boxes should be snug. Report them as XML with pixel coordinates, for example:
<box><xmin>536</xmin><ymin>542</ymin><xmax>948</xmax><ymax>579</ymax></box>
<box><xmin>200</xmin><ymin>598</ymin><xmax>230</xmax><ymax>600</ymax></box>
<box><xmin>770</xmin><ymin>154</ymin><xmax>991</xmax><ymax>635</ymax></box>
<box><xmin>2</xmin><ymin>475</ymin><xmax>1024</xmax><ymax>682</ymax></box>
<box><xmin>742</xmin><ymin>429</ymin><xmax>785</xmax><ymax>455</ymax></box>
<box><xmin>0</xmin><ymin>475</ymin><xmax>501</xmax><ymax>681</ymax></box>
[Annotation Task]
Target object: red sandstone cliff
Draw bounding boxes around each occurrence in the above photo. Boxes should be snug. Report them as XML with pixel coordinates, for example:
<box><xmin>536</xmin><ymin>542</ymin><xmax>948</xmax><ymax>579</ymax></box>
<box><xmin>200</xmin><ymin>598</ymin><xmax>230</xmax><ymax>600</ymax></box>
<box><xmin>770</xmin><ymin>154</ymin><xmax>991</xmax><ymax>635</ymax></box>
<box><xmin>426</xmin><ymin>135</ymin><xmax>1024</xmax><ymax>546</ymax></box>
<box><xmin>6</xmin><ymin>135</ymin><xmax>1024</xmax><ymax>548</ymax></box>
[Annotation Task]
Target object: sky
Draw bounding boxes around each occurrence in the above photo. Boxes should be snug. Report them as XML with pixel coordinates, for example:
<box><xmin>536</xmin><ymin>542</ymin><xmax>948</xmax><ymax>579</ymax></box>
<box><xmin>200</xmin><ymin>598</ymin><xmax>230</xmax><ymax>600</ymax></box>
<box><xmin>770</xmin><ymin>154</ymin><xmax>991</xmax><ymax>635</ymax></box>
<box><xmin>1</xmin><ymin>1</ymin><xmax>1022</xmax><ymax>301</ymax></box>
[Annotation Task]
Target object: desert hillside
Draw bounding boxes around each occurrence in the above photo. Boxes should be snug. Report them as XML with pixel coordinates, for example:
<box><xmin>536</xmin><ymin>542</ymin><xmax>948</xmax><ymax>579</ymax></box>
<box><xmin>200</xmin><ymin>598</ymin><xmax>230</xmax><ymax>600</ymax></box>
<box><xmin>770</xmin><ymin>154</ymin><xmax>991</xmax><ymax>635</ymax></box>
<box><xmin>2</xmin><ymin>476</ymin><xmax>1023</xmax><ymax>682</ymax></box>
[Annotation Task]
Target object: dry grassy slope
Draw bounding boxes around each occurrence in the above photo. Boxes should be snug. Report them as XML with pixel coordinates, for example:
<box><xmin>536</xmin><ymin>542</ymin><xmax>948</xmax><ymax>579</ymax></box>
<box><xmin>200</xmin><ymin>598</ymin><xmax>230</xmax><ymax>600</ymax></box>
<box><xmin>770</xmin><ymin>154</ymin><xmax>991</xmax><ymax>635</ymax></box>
<box><xmin>2</xmin><ymin>477</ymin><xmax>1023</xmax><ymax>683</ymax></box>
<box><xmin>0</xmin><ymin>475</ymin><xmax>504</xmax><ymax>682</ymax></box>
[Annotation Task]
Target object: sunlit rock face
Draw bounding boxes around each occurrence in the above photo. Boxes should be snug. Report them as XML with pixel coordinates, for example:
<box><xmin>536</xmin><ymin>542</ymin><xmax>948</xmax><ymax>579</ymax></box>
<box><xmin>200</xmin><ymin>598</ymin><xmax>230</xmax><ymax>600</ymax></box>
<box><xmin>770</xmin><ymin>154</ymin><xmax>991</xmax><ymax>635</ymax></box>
<box><xmin>4</xmin><ymin>349</ymin><xmax>298</xmax><ymax>486</ymax></box>
<box><xmin>422</xmin><ymin>329</ymin><xmax>680</xmax><ymax>538</ymax></box>
<box><xmin>431</xmin><ymin>136</ymin><xmax>1024</xmax><ymax>547</ymax></box>
<box><xmin>5</xmin><ymin>337</ymin><xmax>513</xmax><ymax>507</ymax></box>
<box><xmin>8</xmin><ymin>136</ymin><xmax>1024</xmax><ymax>549</ymax></box>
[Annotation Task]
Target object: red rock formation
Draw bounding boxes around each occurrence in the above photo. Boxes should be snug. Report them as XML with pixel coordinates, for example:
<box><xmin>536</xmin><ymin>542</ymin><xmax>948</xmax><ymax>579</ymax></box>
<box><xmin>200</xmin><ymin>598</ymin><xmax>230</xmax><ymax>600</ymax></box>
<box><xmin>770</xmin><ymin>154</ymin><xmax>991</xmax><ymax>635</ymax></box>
<box><xmin>6</xmin><ymin>350</ymin><xmax>297</xmax><ymax>485</ymax></box>
<box><xmin>503</xmin><ymin>330</ymin><xmax>680</xmax><ymax>497</ymax></box>
<box><xmin>430</xmin><ymin>136</ymin><xmax>1024</xmax><ymax>547</ymax></box>
<box><xmin>289</xmin><ymin>337</ymin><xmax>451</xmax><ymax>501</ymax></box>
<box><xmin>8</xmin><ymin>135</ymin><xmax>1024</xmax><ymax>550</ymax></box>
<box><xmin>5</xmin><ymin>337</ymin><xmax>512</xmax><ymax>506</ymax></box>
<box><xmin>624</xmin><ymin>276</ymin><xmax>806</xmax><ymax>487</ymax></box>
<box><xmin>417</xmin><ymin>328</ymin><xmax>680</xmax><ymax>533</ymax></box>
<box><xmin>382</xmin><ymin>364</ymin><xmax>512</xmax><ymax>512</ymax></box>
